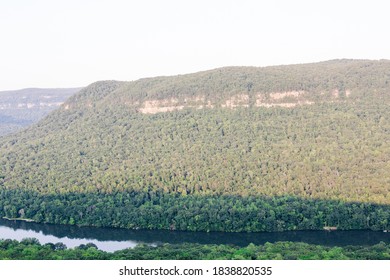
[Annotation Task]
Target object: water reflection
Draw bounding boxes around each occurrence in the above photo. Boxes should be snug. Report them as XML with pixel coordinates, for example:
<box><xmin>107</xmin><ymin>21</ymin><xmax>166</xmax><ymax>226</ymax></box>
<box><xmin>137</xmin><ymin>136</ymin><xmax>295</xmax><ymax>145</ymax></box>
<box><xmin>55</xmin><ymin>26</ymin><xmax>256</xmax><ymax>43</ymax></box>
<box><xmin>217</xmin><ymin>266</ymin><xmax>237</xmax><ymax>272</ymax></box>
<box><xmin>1</xmin><ymin>218</ymin><xmax>389</xmax><ymax>252</ymax></box>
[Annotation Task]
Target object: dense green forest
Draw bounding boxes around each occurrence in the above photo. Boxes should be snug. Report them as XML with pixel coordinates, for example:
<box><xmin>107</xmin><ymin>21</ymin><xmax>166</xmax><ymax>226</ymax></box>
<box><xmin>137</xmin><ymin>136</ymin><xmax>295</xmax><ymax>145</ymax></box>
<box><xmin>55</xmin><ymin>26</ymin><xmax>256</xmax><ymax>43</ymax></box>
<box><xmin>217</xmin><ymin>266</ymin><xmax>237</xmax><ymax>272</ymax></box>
<box><xmin>0</xmin><ymin>59</ymin><xmax>390</xmax><ymax>232</ymax></box>
<box><xmin>0</xmin><ymin>88</ymin><xmax>80</xmax><ymax>136</ymax></box>
<box><xmin>1</xmin><ymin>189</ymin><xmax>389</xmax><ymax>231</ymax></box>
<box><xmin>1</xmin><ymin>239</ymin><xmax>389</xmax><ymax>260</ymax></box>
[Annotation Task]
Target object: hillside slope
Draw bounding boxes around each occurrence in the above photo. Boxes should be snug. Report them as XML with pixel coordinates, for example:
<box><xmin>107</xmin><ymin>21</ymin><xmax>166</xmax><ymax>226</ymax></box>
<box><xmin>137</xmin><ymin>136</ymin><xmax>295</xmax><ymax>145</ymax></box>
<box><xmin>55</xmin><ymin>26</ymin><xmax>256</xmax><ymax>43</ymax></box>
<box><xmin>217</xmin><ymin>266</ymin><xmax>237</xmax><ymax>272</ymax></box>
<box><xmin>0</xmin><ymin>60</ymin><xmax>390</xmax><ymax>232</ymax></box>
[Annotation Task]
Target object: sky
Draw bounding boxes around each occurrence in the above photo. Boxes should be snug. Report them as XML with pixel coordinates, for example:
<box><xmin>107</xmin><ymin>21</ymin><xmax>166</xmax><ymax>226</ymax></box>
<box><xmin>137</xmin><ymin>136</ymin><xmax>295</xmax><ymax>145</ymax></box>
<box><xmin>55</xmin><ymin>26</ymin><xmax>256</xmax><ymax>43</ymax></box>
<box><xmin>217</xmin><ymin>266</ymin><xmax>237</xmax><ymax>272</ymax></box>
<box><xmin>1</xmin><ymin>0</ymin><xmax>390</xmax><ymax>91</ymax></box>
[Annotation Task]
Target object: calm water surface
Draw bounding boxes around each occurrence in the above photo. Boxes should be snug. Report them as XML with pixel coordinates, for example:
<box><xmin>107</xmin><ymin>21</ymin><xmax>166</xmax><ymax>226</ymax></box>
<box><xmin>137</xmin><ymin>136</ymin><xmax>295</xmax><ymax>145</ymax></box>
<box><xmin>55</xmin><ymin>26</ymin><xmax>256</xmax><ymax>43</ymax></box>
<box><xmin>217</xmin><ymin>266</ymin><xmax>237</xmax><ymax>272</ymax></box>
<box><xmin>1</xmin><ymin>218</ymin><xmax>389</xmax><ymax>252</ymax></box>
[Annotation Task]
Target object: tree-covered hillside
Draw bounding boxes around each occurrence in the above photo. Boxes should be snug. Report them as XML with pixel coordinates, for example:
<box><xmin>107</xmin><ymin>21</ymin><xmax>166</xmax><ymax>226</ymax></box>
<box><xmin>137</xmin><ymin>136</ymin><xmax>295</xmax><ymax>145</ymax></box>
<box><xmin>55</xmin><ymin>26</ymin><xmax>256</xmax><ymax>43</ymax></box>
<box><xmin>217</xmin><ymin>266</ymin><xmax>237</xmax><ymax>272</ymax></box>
<box><xmin>0</xmin><ymin>60</ymin><xmax>389</xmax><ymax>232</ymax></box>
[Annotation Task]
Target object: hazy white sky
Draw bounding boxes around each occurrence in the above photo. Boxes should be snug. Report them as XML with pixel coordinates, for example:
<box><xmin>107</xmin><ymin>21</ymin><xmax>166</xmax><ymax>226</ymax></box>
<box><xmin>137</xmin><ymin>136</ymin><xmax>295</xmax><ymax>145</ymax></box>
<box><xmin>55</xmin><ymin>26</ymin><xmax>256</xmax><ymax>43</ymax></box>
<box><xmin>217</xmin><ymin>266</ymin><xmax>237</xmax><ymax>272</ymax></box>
<box><xmin>1</xmin><ymin>0</ymin><xmax>389</xmax><ymax>90</ymax></box>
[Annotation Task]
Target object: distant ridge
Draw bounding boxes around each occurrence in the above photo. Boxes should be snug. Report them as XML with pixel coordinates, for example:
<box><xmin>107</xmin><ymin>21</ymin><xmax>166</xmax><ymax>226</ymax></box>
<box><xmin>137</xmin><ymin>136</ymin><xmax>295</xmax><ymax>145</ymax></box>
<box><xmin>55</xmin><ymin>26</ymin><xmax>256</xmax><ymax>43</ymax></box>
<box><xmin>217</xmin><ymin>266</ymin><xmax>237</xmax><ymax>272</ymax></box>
<box><xmin>0</xmin><ymin>87</ymin><xmax>82</xmax><ymax>136</ymax></box>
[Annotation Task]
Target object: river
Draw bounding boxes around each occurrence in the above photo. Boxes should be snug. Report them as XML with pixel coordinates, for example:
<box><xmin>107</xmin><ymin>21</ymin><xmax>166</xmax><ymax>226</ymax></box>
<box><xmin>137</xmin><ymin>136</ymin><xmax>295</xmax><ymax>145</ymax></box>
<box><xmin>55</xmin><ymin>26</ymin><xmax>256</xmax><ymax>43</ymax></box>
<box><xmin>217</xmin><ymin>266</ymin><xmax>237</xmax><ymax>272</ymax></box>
<box><xmin>1</xmin><ymin>218</ymin><xmax>389</xmax><ymax>252</ymax></box>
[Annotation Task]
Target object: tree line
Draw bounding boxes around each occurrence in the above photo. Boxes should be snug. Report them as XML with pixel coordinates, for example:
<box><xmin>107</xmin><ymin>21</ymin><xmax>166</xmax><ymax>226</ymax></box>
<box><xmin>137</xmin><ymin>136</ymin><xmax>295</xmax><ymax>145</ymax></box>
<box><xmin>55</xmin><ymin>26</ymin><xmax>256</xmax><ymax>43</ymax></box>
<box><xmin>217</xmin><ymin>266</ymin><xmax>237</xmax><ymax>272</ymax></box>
<box><xmin>1</xmin><ymin>238</ymin><xmax>389</xmax><ymax>260</ymax></box>
<box><xmin>1</xmin><ymin>189</ymin><xmax>389</xmax><ymax>232</ymax></box>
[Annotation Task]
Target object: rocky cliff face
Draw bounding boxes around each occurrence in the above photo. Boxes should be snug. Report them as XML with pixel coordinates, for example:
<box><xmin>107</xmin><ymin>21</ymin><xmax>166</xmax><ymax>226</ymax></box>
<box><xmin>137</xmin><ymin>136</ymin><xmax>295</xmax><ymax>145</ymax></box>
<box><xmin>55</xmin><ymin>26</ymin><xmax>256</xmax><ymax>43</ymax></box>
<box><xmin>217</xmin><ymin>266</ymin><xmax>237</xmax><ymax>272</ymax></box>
<box><xmin>62</xmin><ymin>59</ymin><xmax>390</xmax><ymax>115</ymax></box>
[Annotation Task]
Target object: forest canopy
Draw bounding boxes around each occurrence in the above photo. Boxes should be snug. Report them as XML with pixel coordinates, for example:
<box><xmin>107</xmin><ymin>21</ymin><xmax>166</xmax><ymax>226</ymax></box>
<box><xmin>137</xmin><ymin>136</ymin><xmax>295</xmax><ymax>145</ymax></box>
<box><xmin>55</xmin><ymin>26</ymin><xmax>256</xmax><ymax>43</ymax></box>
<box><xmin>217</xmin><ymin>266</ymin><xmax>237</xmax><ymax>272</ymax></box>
<box><xmin>1</xmin><ymin>239</ymin><xmax>389</xmax><ymax>260</ymax></box>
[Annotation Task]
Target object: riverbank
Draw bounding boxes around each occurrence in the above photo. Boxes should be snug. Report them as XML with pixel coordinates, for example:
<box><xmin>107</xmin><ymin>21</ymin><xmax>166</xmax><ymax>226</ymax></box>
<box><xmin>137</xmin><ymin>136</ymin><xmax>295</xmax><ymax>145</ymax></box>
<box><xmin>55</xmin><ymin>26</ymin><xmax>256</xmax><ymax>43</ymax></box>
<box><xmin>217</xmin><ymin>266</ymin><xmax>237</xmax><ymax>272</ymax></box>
<box><xmin>2</xmin><ymin>217</ymin><xmax>390</xmax><ymax>253</ymax></box>
<box><xmin>2</xmin><ymin>217</ymin><xmax>35</xmax><ymax>222</ymax></box>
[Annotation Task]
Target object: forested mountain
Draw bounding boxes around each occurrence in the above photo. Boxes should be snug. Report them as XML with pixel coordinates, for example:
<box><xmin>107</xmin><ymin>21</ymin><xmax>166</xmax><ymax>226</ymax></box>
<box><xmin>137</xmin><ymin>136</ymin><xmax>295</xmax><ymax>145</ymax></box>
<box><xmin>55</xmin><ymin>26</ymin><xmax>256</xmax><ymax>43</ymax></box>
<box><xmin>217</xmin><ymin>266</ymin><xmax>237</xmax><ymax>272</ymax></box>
<box><xmin>0</xmin><ymin>88</ymin><xmax>81</xmax><ymax>136</ymax></box>
<box><xmin>1</xmin><ymin>59</ymin><xmax>390</xmax><ymax>232</ymax></box>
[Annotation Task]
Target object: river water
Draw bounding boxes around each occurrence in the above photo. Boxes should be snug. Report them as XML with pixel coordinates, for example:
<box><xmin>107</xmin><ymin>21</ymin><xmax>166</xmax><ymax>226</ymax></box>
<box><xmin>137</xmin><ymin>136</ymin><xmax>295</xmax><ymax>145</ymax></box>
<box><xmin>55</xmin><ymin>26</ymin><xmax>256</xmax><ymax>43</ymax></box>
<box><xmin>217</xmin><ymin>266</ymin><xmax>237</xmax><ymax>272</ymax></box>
<box><xmin>1</xmin><ymin>218</ymin><xmax>389</xmax><ymax>252</ymax></box>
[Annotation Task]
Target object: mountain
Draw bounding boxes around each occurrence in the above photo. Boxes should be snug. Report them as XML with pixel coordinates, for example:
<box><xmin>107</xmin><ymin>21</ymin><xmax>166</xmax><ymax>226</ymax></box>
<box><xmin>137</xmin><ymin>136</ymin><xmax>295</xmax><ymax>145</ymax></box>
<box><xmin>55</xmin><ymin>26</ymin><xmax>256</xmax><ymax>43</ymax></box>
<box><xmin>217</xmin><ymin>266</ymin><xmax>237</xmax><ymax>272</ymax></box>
<box><xmin>0</xmin><ymin>88</ymin><xmax>82</xmax><ymax>136</ymax></box>
<box><xmin>0</xmin><ymin>59</ymin><xmax>390</xmax><ymax>232</ymax></box>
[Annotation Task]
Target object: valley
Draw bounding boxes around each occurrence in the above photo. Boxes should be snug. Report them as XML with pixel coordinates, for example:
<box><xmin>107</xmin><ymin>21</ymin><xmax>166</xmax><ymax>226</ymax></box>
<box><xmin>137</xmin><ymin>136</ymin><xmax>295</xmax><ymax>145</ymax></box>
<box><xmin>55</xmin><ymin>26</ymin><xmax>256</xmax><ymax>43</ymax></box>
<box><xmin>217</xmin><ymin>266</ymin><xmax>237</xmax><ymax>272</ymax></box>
<box><xmin>0</xmin><ymin>60</ymin><xmax>390</xmax><ymax>258</ymax></box>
